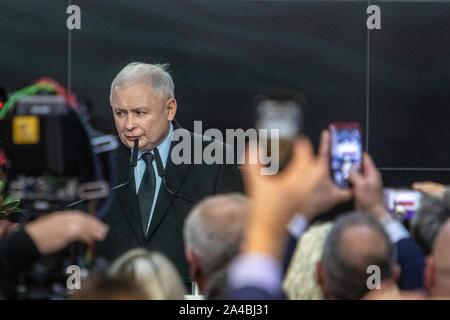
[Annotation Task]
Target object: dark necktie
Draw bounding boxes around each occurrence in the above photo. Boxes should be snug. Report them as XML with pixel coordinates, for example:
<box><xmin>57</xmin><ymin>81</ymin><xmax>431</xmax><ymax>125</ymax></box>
<box><xmin>137</xmin><ymin>152</ymin><xmax>156</xmax><ymax>236</ymax></box>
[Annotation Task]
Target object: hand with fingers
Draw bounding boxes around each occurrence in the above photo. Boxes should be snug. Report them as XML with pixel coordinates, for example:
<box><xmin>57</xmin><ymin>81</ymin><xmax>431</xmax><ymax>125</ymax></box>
<box><xmin>25</xmin><ymin>210</ymin><xmax>109</xmax><ymax>255</ymax></box>
<box><xmin>412</xmin><ymin>181</ymin><xmax>446</xmax><ymax>199</ymax></box>
<box><xmin>241</xmin><ymin>136</ymin><xmax>323</xmax><ymax>259</ymax></box>
<box><xmin>347</xmin><ymin>153</ymin><xmax>389</xmax><ymax>220</ymax></box>
<box><xmin>300</xmin><ymin>129</ymin><xmax>353</xmax><ymax>221</ymax></box>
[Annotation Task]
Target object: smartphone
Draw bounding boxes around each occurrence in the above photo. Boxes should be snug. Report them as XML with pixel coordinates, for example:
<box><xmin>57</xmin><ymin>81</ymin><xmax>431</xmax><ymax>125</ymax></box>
<box><xmin>255</xmin><ymin>91</ymin><xmax>304</xmax><ymax>171</ymax></box>
<box><xmin>384</xmin><ymin>188</ymin><xmax>422</xmax><ymax>221</ymax></box>
<box><xmin>329</xmin><ymin>122</ymin><xmax>363</xmax><ymax>188</ymax></box>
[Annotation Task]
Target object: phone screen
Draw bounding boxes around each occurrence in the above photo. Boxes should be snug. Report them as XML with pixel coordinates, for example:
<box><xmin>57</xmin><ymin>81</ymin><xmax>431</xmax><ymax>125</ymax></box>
<box><xmin>384</xmin><ymin>188</ymin><xmax>422</xmax><ymax>221</ymax></box>
<box><xmin>255</xmin><ymin>98</ymin><xmax>303</xmax><ymax>139</ymax></box>
<box><xmin>330</xmin><ymin>123</ymin><xmax>362</xmax><ymax>188</ymax></box>
<box><xmin>255</xmin><ymin>93</ymin><xmax>303</xmax><ymax>171</ymax></box>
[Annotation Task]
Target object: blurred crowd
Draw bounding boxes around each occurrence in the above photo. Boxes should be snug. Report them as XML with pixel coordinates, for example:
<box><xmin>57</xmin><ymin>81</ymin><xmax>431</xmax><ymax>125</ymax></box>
<box><xmin>5</xmin><ymin>129</ymin><xmax>445</xmax><ymax>300</ymax></box>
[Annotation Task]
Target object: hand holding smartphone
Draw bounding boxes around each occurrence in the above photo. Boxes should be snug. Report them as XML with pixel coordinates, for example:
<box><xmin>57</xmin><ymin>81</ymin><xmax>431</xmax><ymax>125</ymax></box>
<box><xmin>329</xmin><ymin>122</ymin><xmax>363</xmax><ymax>188</ymax></box>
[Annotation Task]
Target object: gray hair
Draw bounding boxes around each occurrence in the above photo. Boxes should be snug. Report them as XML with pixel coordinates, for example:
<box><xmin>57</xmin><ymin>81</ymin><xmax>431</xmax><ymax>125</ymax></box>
<box><xmin>110</xmin><ymin>62</ymin><xmax>175</xmax><ymax>105</ymax></box>
<box><xmin>321</xmin><ymin>212</ymin><xmax>396</xmax><ymax>300</ymax></box>
<box><xmin>183</xmin><ymin>193</ymin><xmax>250</xmax><ymax>277</ymax></box>
<box><xmin>411</xmin><ymin>192</ymin><xmax>450</xmax><ymax>254</ymax></box>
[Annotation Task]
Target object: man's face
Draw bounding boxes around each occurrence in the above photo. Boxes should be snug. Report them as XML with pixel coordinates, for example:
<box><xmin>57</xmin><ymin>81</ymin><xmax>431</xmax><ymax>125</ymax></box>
<box><xmin>111</xmin><ymin>82</ymin><xmax>177</xmax><ymax>151</ymax></box>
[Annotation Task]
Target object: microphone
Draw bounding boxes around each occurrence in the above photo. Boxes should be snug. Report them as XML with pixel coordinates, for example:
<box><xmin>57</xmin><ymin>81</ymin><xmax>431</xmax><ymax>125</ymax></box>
<box><xmin>130</xmin><ymin>138</ymin><xmax>139</xmax><ymax>168</ymax></box>
<box><xmin>67</xmin><ymin>139</ymin><xmax>139</xmax><ymax>208</ymax></box>
<box><xmin>153</xmin><ymin>148</ymin><xmax>194</xmax><ymax>204</ymax></box>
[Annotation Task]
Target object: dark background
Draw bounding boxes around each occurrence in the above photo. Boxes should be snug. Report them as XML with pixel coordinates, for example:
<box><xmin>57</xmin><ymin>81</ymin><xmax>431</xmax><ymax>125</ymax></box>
<box><xmin>1</xmin><ymin>0</ymin><xmax>449</xmax><ymax>187</ymax></box>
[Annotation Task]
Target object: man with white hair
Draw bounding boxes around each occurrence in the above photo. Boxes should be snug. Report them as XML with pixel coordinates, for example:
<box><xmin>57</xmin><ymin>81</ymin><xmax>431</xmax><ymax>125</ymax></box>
<box><xmin>98</xmin><ymin>62</ymin><xmax>242</xmax><ymax>284</ymax></box>
<box><xmin>184</xmin><ymin>193</ymin><xmax>250</xmax><ymax>298</ymax></box>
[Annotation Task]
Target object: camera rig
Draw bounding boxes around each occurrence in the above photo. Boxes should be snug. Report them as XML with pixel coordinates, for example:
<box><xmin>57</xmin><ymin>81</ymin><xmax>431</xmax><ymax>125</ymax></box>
<box><xmin>0</xmin><ymin>79</ymin><xmax>118</xmax><ymax>299</ymax></box>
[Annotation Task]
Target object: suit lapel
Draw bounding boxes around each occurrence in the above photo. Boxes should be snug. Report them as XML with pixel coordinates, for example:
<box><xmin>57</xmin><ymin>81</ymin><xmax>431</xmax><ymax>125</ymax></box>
<box><xmin>145</xmin><ymin>129</ymin><xmax>192</xmax><ymax>242</ymax></box>
<box><xmin>115</xmin><ymin>144</ymin><xmax>145</xmax><ymax>244</ymax></box>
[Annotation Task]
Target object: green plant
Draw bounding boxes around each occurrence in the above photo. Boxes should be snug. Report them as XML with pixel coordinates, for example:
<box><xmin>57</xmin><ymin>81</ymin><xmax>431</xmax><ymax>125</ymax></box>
<box><xmin>0</xmin><ymin>194</ymin><xmax>21</xmax><ymax>219</ymax></box>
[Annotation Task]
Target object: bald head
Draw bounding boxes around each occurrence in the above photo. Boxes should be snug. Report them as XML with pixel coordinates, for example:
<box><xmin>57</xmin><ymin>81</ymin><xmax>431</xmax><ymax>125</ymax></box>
<box><xmin>320</xmin><ymin>212</ymin><xmax>396</xmax><ymax>300</ymax></box>
<box><xmin>340</xmin><ymin>224</ymin><xmax>390</xmax><ymax>268</ymax></box>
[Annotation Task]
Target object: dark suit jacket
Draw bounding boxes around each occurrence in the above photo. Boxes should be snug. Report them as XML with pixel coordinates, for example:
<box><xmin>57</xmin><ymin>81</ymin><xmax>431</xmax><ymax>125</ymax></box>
<box><xmin>97</xmin><ymin>127</ymin><xmax>243</xmax><ymax>281</ymax></box>
<box><xmin>395</xmin><ymin>237</ymin><xmax>425</xmax><ymax>290</ymax></box>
